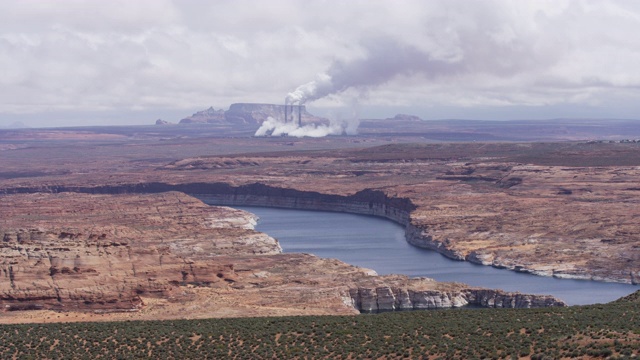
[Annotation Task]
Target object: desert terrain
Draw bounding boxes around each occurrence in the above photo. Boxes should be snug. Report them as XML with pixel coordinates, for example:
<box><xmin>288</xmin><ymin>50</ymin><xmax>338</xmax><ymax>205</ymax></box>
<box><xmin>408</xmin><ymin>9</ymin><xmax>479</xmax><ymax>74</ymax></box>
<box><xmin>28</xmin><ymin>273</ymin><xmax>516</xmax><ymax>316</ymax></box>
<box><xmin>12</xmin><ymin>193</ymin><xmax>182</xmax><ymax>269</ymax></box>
<box><xmin>1</xmin><ymin>114</ymin><xmax>639</xmax><ymax>322</ymax></box>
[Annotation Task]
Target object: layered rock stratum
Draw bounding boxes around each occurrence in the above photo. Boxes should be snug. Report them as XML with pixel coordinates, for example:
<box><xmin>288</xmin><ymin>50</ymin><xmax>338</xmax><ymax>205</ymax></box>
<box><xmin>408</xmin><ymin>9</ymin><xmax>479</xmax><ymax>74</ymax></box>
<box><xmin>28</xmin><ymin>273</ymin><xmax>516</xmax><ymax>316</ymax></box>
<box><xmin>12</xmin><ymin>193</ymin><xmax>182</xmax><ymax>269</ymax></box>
<box><xmin>0</xmin><ymin>192</ymin><xmax>564</xmax><ymax>322</ymax></box>
<box><xmin>0</xmin><ymin>192</ymin><xmax>279</xmax><ymax>312</ymax></box>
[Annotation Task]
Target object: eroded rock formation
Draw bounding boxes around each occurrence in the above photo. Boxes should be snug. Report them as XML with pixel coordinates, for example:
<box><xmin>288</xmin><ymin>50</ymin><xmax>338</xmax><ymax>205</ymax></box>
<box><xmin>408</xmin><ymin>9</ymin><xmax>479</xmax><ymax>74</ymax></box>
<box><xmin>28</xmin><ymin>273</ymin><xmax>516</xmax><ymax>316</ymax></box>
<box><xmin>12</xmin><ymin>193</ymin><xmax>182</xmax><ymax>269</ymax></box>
<box><xmin>349</xmin><ymin>286</ymin><xmax>564</xmax><ymax>312</ymax></box>
<box><xmin>0</xmin><ymin>192</ymin><xmax>564</xmax><ymax>322</ymax></box>
<box><xmin>0</xmin><ymin>135</ymin><xmax>638</xmax><ymax>323</ymax></box>
<box><xmin>179</xmin><ymin>107</ymin><xmax>226</xmax><ymax>124</ymax></box>
<box><xmin>2</xmin><ymin>170</ymin><xmax>638</xmax><ymax>285</ymax></box>
<box><xmin>0</xmin><ymin>192</ymin><xmax>279</xmax><ymax>312</ymax></box>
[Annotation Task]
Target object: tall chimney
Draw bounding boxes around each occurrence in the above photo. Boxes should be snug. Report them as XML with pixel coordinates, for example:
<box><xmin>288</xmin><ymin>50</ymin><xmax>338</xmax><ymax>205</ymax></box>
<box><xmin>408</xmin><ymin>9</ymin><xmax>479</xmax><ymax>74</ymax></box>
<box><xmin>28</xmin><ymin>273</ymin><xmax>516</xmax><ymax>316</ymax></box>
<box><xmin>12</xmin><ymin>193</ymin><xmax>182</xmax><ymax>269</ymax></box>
<box><xmin>284</xmin><ymin>101</ymin><xmax>288</xmax><ymax>123</ymax></box>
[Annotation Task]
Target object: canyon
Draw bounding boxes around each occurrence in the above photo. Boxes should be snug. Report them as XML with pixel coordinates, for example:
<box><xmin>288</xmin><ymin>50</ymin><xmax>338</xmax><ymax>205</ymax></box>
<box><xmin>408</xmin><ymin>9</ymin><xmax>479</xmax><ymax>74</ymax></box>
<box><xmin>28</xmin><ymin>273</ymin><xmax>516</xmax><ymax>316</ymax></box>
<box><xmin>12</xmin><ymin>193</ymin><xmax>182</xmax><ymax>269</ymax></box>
<box><xmin>0</xmin><ymin>191</ymin><xmax>564</xmax><ymax>323</ymax></box>
<box><xmin>1</xmin><ymin>125</ymin><xmax>639</xmax><ymax>321</ymax></box>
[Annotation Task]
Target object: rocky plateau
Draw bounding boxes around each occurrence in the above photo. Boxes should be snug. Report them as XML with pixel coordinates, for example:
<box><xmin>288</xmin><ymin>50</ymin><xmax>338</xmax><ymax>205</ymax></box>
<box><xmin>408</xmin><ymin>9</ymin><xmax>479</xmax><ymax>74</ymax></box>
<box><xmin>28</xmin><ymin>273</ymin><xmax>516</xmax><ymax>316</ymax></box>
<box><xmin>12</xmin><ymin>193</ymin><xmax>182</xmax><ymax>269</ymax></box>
<box><xmin>0</xmin><ymin>192</ymin><xmax>563</xmax><ymax>323</ymax></box>
<box><xmin>0</xmin><ymin>126</ymin><xmax>638</xmax><ymax>322</ymax></box>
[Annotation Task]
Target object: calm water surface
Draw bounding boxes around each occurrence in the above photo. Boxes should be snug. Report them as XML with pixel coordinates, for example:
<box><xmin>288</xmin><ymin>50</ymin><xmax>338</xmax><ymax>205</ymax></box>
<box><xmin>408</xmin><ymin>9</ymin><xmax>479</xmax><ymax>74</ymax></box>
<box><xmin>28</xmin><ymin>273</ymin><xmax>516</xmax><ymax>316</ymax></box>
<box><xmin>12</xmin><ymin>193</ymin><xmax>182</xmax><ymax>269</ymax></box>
<box><xmin>233</xmin><ymin>206</ymin><xmax>637</xmax><ymax>306</ymax></box>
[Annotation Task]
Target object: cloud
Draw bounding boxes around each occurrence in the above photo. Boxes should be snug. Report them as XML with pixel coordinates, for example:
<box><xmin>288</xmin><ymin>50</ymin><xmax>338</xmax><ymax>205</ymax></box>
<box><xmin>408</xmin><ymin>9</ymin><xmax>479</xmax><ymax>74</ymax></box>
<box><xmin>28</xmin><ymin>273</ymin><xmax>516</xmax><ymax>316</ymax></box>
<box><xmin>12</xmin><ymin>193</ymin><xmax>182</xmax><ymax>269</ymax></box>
<box><xmin>1</xmin><ymin>0</ymin><xmax>640</xmax><ymax>126</ymax></box>
<box><xmin>285</xmin><ymin>1</ymin><xmax>640</xmax><ymax>110</ymax></box>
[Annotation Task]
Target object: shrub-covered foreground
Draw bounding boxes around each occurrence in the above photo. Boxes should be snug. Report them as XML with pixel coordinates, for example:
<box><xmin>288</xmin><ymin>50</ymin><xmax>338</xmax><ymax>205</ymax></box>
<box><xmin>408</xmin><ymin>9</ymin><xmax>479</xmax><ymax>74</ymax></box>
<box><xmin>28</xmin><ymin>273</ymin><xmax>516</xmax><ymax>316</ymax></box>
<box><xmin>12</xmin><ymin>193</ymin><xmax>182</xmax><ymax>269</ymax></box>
<box><xmin>1</xmin><ymin>292</ymin><xmax>639</xmax><ymax>359</ymax></box>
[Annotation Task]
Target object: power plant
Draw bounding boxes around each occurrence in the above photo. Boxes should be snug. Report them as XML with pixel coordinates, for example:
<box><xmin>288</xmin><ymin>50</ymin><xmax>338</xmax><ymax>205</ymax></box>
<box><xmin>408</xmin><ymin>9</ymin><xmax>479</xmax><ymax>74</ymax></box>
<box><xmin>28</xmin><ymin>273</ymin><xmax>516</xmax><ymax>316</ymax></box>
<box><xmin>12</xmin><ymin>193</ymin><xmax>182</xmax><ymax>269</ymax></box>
<box><xmin>253</xmin><ymin>100</ymin><xmax>355</xmax><ymax>137</ymax></box>
<box><xmin>283</xmin><ymin>100</ymin><xmax>302</xmax><ymax>127</ymax></box>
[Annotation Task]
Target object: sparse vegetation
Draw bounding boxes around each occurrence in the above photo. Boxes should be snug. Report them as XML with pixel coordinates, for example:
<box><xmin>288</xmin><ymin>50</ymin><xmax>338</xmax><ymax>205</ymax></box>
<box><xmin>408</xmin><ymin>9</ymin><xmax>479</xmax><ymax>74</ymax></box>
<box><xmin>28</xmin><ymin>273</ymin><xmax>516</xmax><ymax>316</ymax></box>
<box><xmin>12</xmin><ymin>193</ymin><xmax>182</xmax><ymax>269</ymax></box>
<box><xmin>1</xmin><ymin>291</ymin><xmax>638</xmax><ymax>359</ymax></box>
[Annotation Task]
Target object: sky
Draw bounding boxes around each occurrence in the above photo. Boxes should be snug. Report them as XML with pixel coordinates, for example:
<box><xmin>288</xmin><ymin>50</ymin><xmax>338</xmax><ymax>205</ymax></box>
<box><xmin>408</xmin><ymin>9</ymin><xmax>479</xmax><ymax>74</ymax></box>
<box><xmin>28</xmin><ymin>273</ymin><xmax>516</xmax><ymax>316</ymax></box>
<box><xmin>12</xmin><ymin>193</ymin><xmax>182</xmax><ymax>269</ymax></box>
<box><xmin>1</xmin><ymin>0</ymin><xmax>640</xmax><ymax>128</ymax></box>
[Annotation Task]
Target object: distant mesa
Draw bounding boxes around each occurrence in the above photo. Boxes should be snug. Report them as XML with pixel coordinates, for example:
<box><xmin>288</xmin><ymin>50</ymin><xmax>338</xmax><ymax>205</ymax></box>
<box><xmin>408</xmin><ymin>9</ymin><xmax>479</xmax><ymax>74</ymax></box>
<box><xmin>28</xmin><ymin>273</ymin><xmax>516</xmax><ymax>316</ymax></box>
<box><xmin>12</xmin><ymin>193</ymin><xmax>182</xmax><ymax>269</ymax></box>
<box><xmin>387</xmin><ymin>114</ymin><xmax>423</xmax><ymax>121</ymax></box>
<box><xmin>155</xmin><ymin>119</ymin><xmax>173</xmax><ymax>125</ymax></box>
<box><xmin>177</xmin><ymin>103</ymin><xmax>327</xmax><ymax>126</ymax></box>
<box><xmin>3</xmin><ymin>121</ymin><xmax>30</xmax><ymax>129</ymax></box>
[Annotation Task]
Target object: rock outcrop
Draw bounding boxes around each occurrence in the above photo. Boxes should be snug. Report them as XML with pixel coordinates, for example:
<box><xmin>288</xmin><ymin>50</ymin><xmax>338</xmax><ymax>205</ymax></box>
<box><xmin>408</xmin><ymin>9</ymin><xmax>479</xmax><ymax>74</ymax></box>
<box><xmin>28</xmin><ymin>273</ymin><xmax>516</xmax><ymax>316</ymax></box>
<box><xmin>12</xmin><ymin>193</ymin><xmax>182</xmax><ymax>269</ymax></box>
<box><xmin>348</xmin><ymin>286</ymin><xmax>565</xmax><ymax>312</ymax></box>
<box><xmin>0</xmin><ymin>183</ymin><xmax>416</xmax><ymax>229</ymax></box>
<box><xmin>0</xmin><ymin>192</ymin><xmax>280</xmax><ymax>313</ymax></box>
<box><xmin>0</xmin><ymin>192</ymin><xmax>565</xmax><ymax>322</ymax></box>
<box><xmin>2</xmin><ymin>176</ymin><xmax>638</xmax><ymax>285</ymax></box>
<box><xmin>179</xmin><ymin>107</ymin><xmax>226</xmax><ymax>124</ymax></box>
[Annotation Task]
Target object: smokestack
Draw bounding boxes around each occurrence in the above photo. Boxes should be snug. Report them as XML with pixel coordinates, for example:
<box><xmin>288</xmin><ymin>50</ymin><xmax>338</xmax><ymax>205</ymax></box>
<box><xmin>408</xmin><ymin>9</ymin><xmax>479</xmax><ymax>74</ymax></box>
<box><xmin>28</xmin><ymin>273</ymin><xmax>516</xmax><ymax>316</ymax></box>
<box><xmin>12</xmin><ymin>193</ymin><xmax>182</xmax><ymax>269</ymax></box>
<box><xmin>298</xmin><ymin>105</ymin><xmax>302</xmax><ymax>127</ymax></box>
<box><xmin>284</xmin><ymin>101</ymin><xmax>287</xmax><ymax>124</ymax></box>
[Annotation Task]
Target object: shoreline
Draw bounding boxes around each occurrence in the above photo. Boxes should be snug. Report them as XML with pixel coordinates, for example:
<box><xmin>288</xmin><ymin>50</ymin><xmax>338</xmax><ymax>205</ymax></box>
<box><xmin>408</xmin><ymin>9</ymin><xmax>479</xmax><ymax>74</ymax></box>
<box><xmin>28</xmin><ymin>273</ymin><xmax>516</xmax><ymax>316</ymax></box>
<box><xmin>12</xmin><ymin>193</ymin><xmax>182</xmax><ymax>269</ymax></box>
<box><xmin>2</xmin><ymin>181</ymin><xmax>637</xmax><ymax>285</ymax></box>
<box><xmin>193</xmin><ymin>191</ymin><xmax>639</xmax><ymax>286</ymax></box>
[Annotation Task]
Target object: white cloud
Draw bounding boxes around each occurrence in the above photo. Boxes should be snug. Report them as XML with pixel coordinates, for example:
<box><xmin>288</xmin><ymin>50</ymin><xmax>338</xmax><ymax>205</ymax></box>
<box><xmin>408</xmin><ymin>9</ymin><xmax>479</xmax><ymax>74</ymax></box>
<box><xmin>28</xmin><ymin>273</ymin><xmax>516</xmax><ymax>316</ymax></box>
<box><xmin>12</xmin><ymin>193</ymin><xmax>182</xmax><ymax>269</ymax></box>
<box><xmin>1</xmin><ymin>0</ymin><xmax>640</xmax><ymax>126</ymax></box>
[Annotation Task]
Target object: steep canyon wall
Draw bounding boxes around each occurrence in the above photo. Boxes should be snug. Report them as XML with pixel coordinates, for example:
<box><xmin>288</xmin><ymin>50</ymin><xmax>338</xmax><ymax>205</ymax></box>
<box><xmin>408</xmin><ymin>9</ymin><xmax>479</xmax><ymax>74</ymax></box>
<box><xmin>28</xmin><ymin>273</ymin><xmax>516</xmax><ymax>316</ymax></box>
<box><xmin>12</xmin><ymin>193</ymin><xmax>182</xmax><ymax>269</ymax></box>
<box><xmin>1</xmin><ymin>184</ymin><xmax>569</xmax><ymax>314</ymax></box>
<box><xmin>0</xmin><ymin>181</ymin><xmax>496</xmax><ymax>266</ymax></box>
<box><xmin>349</xmin><ymin>287</ymin><xmax>565</xmax><ymax>313</ymax></box>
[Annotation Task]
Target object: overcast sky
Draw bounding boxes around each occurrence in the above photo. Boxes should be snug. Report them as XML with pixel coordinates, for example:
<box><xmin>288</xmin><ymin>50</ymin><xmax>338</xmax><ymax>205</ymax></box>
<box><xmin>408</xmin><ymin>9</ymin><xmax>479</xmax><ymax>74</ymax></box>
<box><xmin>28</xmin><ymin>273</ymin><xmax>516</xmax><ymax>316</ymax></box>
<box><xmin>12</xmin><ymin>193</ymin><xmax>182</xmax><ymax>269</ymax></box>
<box><xmin>1</xmin><ymin>0</ymin><xmax>640</xmax><ymax>127</ymax></box>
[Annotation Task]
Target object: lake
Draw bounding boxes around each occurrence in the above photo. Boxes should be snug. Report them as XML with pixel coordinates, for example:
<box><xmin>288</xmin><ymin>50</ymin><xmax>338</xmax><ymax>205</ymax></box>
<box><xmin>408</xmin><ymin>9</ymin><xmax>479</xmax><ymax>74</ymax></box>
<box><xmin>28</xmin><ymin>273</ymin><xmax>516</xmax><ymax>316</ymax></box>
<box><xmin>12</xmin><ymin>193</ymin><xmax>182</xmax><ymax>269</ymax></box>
<box><xmin>232</xmin><ymin>206</ymin><xmax>637</xmax><ymax>306</ymax></box>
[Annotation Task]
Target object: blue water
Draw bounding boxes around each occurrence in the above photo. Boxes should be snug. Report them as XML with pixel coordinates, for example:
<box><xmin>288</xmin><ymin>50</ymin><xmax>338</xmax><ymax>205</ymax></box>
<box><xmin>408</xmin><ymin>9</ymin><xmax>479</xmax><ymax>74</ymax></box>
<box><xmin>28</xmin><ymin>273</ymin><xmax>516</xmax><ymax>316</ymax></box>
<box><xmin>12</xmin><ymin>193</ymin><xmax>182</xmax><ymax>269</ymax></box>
<box><xmin>232</xmin><ymin>206</ymin><xmax>637</xmax><ymax>306</ymax></box>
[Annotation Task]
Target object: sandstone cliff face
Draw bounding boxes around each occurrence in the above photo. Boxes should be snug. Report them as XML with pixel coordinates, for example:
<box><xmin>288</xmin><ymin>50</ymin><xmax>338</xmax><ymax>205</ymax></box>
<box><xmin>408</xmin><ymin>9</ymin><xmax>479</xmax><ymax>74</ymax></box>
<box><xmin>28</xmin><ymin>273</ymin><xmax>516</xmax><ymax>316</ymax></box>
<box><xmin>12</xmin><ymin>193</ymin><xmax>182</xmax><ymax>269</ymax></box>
<box><xmin>0</xmin><ymin>192</ymin><xmax>280</xmax><ymax>312</ymax></box>
<box><xmin>0</xmin><ymin>183</ymin><xmax>415</xmax><ymax>230</ymax></box>
<box><xmin>0</xmin><ymin>192</ymin><xmax>565</xmax><ymax>321</ymax></box>
<box><xmin>405</xmin><ymin>224</ymin><xmax>465</xmax><ymax>260</ymax></box>
<box><xmin>185</xmin><ymin>182</ymin><xmax>640</xmax><ymax>285</ymax></box>
<box><xmin>348</xmin><ymin>286</ymin><xmax>564</xmax><ymax>312</ymax></box>
<box><xmin>192</xmin><ymin>187</ymin><xmax>414</xmax><ymax>225</ymax></box>
<box><xmin>3</xmin><ymin>179</ymin><xmax>637</xmax><ymax>285</ymax></box>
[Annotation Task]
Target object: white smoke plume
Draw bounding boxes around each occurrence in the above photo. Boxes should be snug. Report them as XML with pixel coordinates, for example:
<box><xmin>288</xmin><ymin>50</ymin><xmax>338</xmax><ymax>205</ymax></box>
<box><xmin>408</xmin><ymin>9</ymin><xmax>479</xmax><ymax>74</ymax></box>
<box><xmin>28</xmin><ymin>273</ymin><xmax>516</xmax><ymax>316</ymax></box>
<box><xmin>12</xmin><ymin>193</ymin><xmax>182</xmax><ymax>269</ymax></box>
<box><xmin>279</xmin><ymin>1</ymin><xmax>571</xmax><ymax>114</ymax></box>
<box><xmin>270</xmin><ymin>33</ymin><xmax>490</xmax><ymax>138</ymax></box>
<box><xmin>285</xmin><ymin>73</ymin><xmax>333</xmax><ymax>105</ymax></box>
<box><xmin>261</xmin><ymin>1</ymin><xmax>566</xmax><ymax>137</ymax></box>
<box><xmin>255</xmin><ymin>75</ymin><xmax>360</xmax><ymax>137</ymax></box>
<box><xmin>285</xmin><ymin>31</ymin><xmax>530</xmax><ymax>107</ymax></box>
<box><xmin>254</xmin><ymin>116</ymin><xmax>356</xmax><ymax>138</ymax></box>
